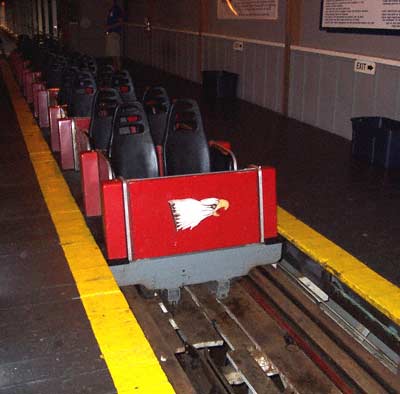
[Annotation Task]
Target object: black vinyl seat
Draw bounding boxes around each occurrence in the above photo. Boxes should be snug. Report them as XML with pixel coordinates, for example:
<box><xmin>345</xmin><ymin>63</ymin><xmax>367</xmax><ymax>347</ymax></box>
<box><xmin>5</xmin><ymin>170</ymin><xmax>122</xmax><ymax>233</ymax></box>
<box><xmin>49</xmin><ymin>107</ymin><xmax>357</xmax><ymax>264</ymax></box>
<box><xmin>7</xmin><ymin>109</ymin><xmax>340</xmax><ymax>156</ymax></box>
<box><xmin>46</xmin><ymin>55</ymin><xmax>67</xmax><ymax>88</ymax></box>
<box><xmin>143</xmin><ymin>86</ymin><xmax>170</xmax><ymax>146</ymax></box>
<box><xmin>57</xmin><ymin>65</ymin><xmax>79</xmax><ymax>108</ymax></box>
<box><xmin>110</xmin><ymin>101</ymin><xmax>158</xmax><ymax>179</ymax></box>
<box><xmin>68</xmin><ymin>51</ymin><xmax>83</xmax><ymax>68</ymax></box>
<box><xmin>97</xmin><ymin>64</ymin><xmax>114</xmax><ymax>88</ymax></box>
<box><xmin>69</xmin><ymin>71</ymin><xmax>97</xmax><ymax>117</ymax></box>
<box><xmin>80</xmin><ymin>55</ymin><xmax>98</xmax><ymax>77</ymax></box>
<box><xmin>163</xmin><ymin>99</ymin><xmax>210</xmax><ymax>176</ymax></box>
<box><xmin>111</xmin><ymin>70</ymin><xmax>136</xmax><ymax>103</ymax></box>
<box><xmin>89</xmin><ymin>88</ymin><xmax>122</xmax><ymax>151</ymax></box>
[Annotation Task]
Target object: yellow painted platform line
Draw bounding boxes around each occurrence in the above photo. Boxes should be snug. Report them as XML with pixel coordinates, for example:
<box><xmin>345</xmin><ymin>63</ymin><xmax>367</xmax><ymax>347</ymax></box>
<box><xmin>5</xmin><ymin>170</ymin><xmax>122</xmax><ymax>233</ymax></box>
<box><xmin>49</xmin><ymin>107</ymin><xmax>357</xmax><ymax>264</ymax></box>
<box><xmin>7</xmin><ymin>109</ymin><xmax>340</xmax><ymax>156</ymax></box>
<box><xmin>278</xmin><ymin>207</ymin><xmax>400</xmax><ymax>325</ymax></box>
<box><xmin>1</xmin><ymin>61</ymin><xmax>175</xmax><ymax>394</ymax></box>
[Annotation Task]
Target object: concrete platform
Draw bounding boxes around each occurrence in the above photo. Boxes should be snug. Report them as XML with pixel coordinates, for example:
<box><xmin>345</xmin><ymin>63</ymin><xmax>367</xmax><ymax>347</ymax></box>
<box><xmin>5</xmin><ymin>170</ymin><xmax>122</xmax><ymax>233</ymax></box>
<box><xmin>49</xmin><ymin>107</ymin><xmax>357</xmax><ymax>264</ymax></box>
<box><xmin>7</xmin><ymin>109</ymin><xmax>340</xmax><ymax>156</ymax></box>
<box><xmin>0</xmin><ymin>58</ymin><xmax>175</xmax><ymax>394</ymax></box>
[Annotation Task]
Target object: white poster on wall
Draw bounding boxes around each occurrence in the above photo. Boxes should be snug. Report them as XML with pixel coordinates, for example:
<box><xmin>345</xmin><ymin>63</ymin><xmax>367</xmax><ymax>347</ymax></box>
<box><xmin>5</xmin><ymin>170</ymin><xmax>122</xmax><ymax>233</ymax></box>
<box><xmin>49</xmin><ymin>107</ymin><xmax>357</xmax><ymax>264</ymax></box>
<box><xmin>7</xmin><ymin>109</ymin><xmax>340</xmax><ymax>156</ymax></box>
<box><xmin>217</xmin><ymin>0</ymin><xmax>278</xmax><ymax>20</ymax></box>
<box><xmin>322</xmin><ymin>0</ymin><xmax>400</xmax><ymax>30</ymax></box>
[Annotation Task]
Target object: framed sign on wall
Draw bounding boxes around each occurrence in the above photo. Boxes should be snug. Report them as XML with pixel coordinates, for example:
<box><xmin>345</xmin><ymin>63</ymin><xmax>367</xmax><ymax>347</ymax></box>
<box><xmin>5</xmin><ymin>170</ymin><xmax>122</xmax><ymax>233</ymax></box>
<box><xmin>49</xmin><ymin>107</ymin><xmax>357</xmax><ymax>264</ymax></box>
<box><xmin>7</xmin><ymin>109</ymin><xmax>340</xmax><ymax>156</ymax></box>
<box><xmin>217</xmin><ymin>0</ymin><xmax>278</xmax><ymax>20</ymax></box>
<box><xmin>320</xmin><ymin>0</ymin><xmax>400</xmax><ymax>35</ymax></box>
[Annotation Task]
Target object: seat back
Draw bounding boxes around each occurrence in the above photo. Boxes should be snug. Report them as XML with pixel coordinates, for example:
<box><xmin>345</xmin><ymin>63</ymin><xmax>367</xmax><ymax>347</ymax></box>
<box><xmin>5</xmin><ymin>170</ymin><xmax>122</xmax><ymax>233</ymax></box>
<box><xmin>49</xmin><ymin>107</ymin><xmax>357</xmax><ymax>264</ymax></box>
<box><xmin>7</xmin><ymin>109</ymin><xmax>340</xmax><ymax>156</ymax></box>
<box><xmin>163</xmin><ymin>99</ymin><xmax>210</xmax><ymax>175</ymax></box>
<box><xmin>110</xmin><ymin>101</ymin><xmax>158</xmax><ymax>179</ymax></box>
<box><xmin>143</xmin><ymin>86</ymin><xmax>170</xmax><ymax>146</ymax></box>
<box><xmin>111</xmin><ymin>70</ymin><xmax>136</xmax><ymax>103</ymax></box>
<box><xmin>70</xmin><ymin>71</ymin><xmax>97</xmax><ymax>117</ymax></box>
<box><xmin>68</xmin><ymin>51</ymin><xmax>83</xmax><ymax>68</ymax></box>
<box><xmin>97</xmin><ymin>64</ymin><xmax>114</xmax><ymax>88</ymax></box>
<box><xmin>46</xmin><ymin>55</ymin><xmax>67</xmax><ymax>88</ymax></box>
<box><xmin>80</xmin><ymin>55</ymin><xmax>98</xmax><ymax>77</ymax></box>
<box><xmin>57</xmin><ymin>65</ymin><xmax>79</xmax><ymax>107</ymax></box>
<box><xmin>89</xmin><ymin>88</ymin><xmax>122</xmax><ymax>150</ymax></box>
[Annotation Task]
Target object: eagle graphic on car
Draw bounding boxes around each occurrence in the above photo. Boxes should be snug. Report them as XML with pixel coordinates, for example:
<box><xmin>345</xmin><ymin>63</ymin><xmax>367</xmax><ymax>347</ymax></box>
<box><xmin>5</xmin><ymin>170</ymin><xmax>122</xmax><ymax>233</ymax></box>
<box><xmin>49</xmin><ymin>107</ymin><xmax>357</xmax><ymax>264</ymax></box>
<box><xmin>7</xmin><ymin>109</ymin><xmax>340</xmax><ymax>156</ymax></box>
<box><xmin>168</xmin><ymin>198</ymin><xmax>230</xmax><ymax>231</ymax></box>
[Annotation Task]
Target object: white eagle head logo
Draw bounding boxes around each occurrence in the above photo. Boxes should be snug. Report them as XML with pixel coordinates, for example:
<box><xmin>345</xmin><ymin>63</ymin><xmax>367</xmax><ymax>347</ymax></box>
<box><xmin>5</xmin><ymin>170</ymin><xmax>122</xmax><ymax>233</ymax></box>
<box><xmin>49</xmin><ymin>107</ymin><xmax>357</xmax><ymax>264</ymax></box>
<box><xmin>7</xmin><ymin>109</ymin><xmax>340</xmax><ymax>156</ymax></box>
<box><xmin>168</xmin><ymin>198</ymin><xmax>230</xmax><ymax>231</ymax></box>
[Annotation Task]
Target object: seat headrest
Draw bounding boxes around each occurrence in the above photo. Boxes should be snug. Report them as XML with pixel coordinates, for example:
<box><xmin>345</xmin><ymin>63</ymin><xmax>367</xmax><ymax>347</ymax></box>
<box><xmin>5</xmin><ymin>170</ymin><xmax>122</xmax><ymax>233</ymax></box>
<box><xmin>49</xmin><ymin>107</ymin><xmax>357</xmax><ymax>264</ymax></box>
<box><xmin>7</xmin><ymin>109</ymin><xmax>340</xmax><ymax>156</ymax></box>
<box><xmin>89</xmin><ymin>88</ymin><xmax>121</xmax><ymax>150</ymax></box>
<box><xmin>163</xmin><ymin>99</ymin><xmax>210</xmax><ymax>175</ymax></box>
<box><xmin>112</xmin><ymin>101</ymin><xmax>148</xmax><ymax>135</ymax></box>
<box><xmin>110</xmin><ymin>102</ymin><xmax>158</xmax><ymax>179</ymax></box>
<box><xmin>92</xmin><ymin>88</ymin><xmax>122</xmax><ymax>117</ymax></box>
<box><xmin>142</xmin><ymin>87</ymin><xmax>170</xmax><ymax>146</ymax></box>
<box><xmin>111</xmin><ymin>71</ymin><xmax>136</xmax><ymax>102</ymax></box>
<box><xmin>97</xmin><ymin>65</ymin><xmax>115</xmax><ymax>87</ymax></box>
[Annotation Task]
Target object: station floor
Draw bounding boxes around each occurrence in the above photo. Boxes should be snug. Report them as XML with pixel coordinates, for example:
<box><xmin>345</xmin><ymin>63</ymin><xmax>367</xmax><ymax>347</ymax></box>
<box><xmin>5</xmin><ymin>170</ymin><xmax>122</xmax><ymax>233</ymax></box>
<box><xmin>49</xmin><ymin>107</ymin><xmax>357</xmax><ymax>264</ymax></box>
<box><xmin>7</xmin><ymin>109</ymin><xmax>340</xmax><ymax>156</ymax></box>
<box><xmin>0</xmin><ymin>48</ymin><xmax>175</xmax><ymax>393</ymax></box>
<box><xmin>0</xmin><ymin>33</ymin><xmax>399</xmax><ymax>391</ymax></box>
<box><xmin>0</xmin><ymin>67</ymin><xmax>116</xmax><ymax>393</ymax></box>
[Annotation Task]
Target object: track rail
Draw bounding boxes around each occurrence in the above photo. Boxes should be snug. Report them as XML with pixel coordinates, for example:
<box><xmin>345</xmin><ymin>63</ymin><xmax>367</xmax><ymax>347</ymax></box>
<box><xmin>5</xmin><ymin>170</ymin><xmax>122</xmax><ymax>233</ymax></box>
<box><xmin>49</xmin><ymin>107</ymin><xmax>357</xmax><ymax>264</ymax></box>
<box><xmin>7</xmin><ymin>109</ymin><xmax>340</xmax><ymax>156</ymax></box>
<box><xmin>241</xmin><ymin>274</ymin><xmax>355</xmax><ymax>394</ymax></box>
<box><xmin>122</xmin><ymin>264</ymin><xmax>399</xmax><ymax>394</ymax></box>
<box><xmin>243</xmin><ymin>266</ymin><xmax>399</xmax><ymax>394</ymax></box>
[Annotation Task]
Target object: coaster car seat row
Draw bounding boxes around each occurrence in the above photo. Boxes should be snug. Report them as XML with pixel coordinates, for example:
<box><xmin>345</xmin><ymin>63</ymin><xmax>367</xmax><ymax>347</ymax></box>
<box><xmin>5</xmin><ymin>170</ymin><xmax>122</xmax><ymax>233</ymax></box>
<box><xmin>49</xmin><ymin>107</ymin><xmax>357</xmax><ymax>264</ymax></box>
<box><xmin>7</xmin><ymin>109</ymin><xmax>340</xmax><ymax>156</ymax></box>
<box><xmin>10</xmin><ymin>42</ymin><xmax>282</xmax><ymax>303</ymax></box>
<box><xmin>79</xmin><ymin>98</ymin><xmax>281</xmax><ymax>302</ymax></box>
<box><xmin>14</xmin><ymin>60</ymin><xmax>139</xmax><ymax>168</ymax></box>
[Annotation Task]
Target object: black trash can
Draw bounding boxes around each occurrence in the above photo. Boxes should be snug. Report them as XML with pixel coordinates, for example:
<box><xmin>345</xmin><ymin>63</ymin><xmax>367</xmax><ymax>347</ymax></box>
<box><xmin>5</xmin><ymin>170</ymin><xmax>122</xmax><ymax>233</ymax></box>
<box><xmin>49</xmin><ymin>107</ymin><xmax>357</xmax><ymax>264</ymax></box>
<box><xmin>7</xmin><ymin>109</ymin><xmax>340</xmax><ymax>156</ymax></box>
<box><xmin>351</xmin><ymin>117</ymin><xmax>380</xmax><ymax>163</ymax></box>
<box><xmin>202</xmin><ymin>70</ymin><xmax>238</xmax><ymax>100</ymax></box>
<box><xmin>351</xmin><ymin>117</ymin><xmax>400</xmax><ymax>169</ymax></box>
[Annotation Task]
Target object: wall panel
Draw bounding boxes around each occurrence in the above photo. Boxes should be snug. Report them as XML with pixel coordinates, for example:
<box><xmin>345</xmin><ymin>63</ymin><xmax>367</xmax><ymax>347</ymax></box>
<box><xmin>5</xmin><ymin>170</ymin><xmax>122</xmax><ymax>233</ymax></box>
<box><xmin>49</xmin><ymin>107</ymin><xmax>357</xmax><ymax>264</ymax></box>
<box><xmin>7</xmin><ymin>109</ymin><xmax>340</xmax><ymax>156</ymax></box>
<box><xmin>9</xmin><ymin>0</ymin><xmax>400</xmax><ymax>142</ymax></box>
<box><xmin>273</xmin><ymin>47</ymin><xmax>283</xmax><ymax>113</ymax></box>
<box><xmin>317</xmin><ymin>57</ymin><xmax>338</xmax><ymax>133</ymax></box>
<box><xmin>126</xmin><ymin>24</ymin><xmax>400</xmax><ymax>141</ymax></box>
<box><xmin>288</xmin><ymin>48</ymin><xmax>400</xmax><ymax>140</ymax></box>
<box><xmin>374</xmin><ymin>66</ymin><xmax>400</xmax><ymax>120</ymax></box>
<box><xmin>189</xmin><ymin>34</ymin><xmax>199</xmax><ymax>81</ymax></box>
<box><xmin>222</xmin><ymin>39</ymin><xmax>232</xmax><ymax>73</ymax></box>
<box><xmin>334</xmin><ymin>59</ymin><xmax>355</xmax><ymax>139</ymax></box>
<box><xmin>125</xmin><ymin>26</ymin><xmax>284</xmax><ymax>112</ymax></box>
<box><xmin>302</xmin><ymin>53</ymin><xmax>321</xmax><ymax>127</ymax></box>
<box><xmin>243</xmin><ymin>43</ymin><xmax>256</xmax><ymax>103</ymax></box>
<box><xmin>254</xmin><ymin>47</ymin><xmax>267</xmax><ymax>107</ymax></box>
<box><xmin>289</xmin><ymin>52</ymin><xmax>305</xmax><ymax>121</ymax></box>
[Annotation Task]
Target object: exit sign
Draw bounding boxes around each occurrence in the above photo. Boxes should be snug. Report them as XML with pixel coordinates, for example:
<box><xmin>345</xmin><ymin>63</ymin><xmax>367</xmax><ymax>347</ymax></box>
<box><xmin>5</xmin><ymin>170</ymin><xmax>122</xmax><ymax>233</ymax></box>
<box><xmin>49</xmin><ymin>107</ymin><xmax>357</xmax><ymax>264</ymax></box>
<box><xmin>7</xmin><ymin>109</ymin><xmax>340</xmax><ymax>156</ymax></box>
<box><xmin>354</xmin><ymin>60</ymin><xmax>376</xmax><ymax>75</ymax></box>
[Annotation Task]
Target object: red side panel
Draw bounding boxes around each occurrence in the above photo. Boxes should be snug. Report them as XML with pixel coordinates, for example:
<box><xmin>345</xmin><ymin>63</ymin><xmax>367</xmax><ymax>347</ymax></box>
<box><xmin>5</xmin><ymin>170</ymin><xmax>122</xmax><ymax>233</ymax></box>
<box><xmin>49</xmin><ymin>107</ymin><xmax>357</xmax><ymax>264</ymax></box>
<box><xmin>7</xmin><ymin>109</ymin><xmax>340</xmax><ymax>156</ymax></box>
<box><xmin>261</xmin><ymin>166</ymin><xmax>278</xmax><ymax>239</ymax></box>
<box><xmin>22</xmin><ymin>61</ymin><xmax>30</xmax><ymax>83</ymax></box>
<box><xmin>38</xmin><ymin>90</ymin><xmax>49</xmax><ymax>128</ymax></box>
<box><xmin>25</xmin><ymin>72</ymin><xmax>34</xmax><ymax>104</ymax></box>
<box><xmin>80</xmin><ymin>151</ymin><xmax>101</xmax><ymax>217</ymax></box>
<box><xmin>23</xmin><ymin>70</ymin><xmax>30</xmax><ymax>97</ymax></box>
<box><xmin>48</xmin><ymin>88</ymin><xmax>59</xmax><ymax>106</ymax></box>
<box><xmin>81</xmin><ymin>150</ymin><xmax>113</xmax><ymax>217</ymax></box>
<box><xmin>15</xmin><ymin>61</ymin><xmax>22</xmax><ymax>82</ymax></box>
<box><xmin>128</xmin><ymin>170</ymin><xmax>261</xmax><ymax>259</ymax></box>
<box><xmin>18</xmin><ymin>61</ymin><xmax>29</xmax><ymax>85</ymax></box>
<box><xmin>9</xmin><ymin>52</ymin><xmax>20</xmax><ymax>72</ymax></box>
<box><xmin>76</xmin><ymin>129</ymin><xmax>90</xmax><ymax>156</ymax></box>
<box><xmin>98</xmin><ymin>153</ymin><xmax>112</xmax><ymax>183</ymax></box>
<box><xmin>74</xmin><ymin>117</ymin><xmax>91</xmax><ymax>133</ymax></box>
<box><xmin>102</xmin><ymin>180</ymin><xmax>127</xmax><ymax>260</ymax></box>
<box><xmin>32</xmin><ymin>83</ymin><xmax>44</xmax><ymax>118</ymax></box>
<box><xmin>49</xmin><ymin>106</ymin><xmax>62</xmax><ymax>152</ymax></box>
<box><xmin>58</xmin><ymin>119</ymin><xmax>74</xmax><ymax>170</ymax></box>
